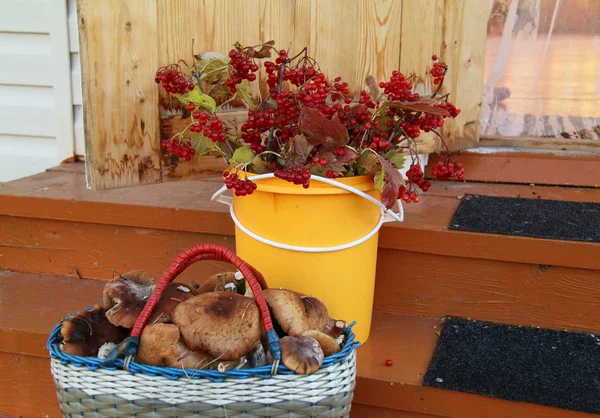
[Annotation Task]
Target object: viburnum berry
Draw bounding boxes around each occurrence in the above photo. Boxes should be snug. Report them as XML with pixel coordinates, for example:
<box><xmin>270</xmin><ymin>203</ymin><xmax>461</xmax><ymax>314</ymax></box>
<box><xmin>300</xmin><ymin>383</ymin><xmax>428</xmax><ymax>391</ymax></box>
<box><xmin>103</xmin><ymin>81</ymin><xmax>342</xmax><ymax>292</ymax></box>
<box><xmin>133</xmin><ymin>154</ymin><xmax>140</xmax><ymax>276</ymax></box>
<box><xmin>325</xmin><ymin>170</ymin><xmax>339</xmax><ymax>179</ymax></box>
<box><xmin>223</xmin><ymin>172</ymin><xmax>258</xmax><ymax>196</ymax></box>
<box><xmin>432</xmin><ymin>160</ymin><xmax>465</xmax><ymax>181</ymax></box>
<box><xmin>155</xmin><ymin>65</ymin><xmax>189</xmax><ymax>94</ymax></box>
<box><xmin>385</xmin><ymin>359</ymin><xmax>393</xmax><ymax>367</ymax></box>
<box><xmin>274</xmin><ymin>167</ymin><xmax>311</xmax><ymax>189</ymax></box>
<box><xmin>225</xmin><ymin>49</ymin><xmax>260</xmax><ymax>93</ymax></box>
<box><xmin>161</xmin><ymin>138</ymin><xmax>196</xmax><ymax>161</ymax></box>
<box><xmin>187</xmin><ymin>103</ymin><xmax>196</xmax><ymax>111</ymax></box>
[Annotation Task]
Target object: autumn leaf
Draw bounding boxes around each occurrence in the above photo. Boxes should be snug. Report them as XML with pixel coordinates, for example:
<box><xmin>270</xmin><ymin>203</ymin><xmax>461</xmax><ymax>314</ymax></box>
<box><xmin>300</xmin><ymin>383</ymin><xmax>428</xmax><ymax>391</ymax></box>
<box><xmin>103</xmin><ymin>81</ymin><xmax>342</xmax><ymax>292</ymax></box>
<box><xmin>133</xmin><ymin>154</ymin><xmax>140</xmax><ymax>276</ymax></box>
<box><xmin>235</xmin><ymin>80</ymin><xmax>258</xmax><ymax>109</ymax></box>
<box><xmin>356</xmin><ymin>151</ymin><xmax>379</xmax><ymax>175</ymax></box>
<box><xmin>319</xmin><ymin>152</ymin><xmax>345</xmax><ymax>173</ymax></box>
<box><xmin>194</xmin><ymin>52</ymin><xmax>230</xmax><ymax>84</ymax></box>
<box><xmin>376</xmin><ymin>154</ymin><xmax>405</xmax><ymax>209</ymax></box>
<box><xmin>299</xmin><ymin>107</ymin><xmax>349</xmax><ymax>149</ymax></box>
<box><xmin>337</xmin><ymin>147</ymin><xmax>358</xmax><ymax>164</ymax></box>
<box><xmin>283</xmin><ymin>135</ymin><xmax>313</xmax><ymax>168</ymax></box>
<box><xmin>386</xmin><ymin>98</ymin><xmax>451</xmax><ymax>117</ymax></box>
<box><xmin>365</xmin><ymin>75</ymin><xmax>380</xmax><ymax>101</ymax></box>
<box><xmin>249</xmin><ymin>155</ymin><xmax>270</xmax><ymax>174</ymax></box>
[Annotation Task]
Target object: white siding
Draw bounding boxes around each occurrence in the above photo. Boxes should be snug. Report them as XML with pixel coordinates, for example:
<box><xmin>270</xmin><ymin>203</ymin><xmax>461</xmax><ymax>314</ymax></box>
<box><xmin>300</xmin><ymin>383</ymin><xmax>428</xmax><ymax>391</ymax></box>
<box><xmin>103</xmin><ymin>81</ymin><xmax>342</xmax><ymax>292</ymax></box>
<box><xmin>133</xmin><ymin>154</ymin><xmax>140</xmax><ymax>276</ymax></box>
<box><xmin>0</xmin><ymin>0</ymin><xmax>75</xmax><ymax>182</ymax></box>
<box><xmin>67</xmin><ymin>0</ymin><xmax>84</xmax><ymax>158</ymax></box>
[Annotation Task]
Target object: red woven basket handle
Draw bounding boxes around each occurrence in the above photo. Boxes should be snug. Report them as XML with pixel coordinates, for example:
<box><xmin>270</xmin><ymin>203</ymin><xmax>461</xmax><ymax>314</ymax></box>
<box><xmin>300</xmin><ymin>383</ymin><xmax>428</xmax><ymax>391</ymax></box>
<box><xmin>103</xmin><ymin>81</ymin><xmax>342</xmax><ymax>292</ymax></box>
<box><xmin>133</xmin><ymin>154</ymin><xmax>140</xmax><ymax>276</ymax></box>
<box><xmin>115</xmin><ymin>244</ymin><xmax>281</xmax><ymax>373</ymax></box>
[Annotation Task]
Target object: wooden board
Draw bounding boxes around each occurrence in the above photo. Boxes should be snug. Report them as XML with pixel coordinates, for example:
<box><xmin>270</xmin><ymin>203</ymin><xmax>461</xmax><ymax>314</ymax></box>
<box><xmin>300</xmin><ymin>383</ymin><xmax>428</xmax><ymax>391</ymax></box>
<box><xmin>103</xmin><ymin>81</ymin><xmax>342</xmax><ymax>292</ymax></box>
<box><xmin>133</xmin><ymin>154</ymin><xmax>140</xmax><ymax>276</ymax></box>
<box><xmin>77</xmin><ymin>0</ymin><xmax>161</xmax><ymax>190</ymax></box>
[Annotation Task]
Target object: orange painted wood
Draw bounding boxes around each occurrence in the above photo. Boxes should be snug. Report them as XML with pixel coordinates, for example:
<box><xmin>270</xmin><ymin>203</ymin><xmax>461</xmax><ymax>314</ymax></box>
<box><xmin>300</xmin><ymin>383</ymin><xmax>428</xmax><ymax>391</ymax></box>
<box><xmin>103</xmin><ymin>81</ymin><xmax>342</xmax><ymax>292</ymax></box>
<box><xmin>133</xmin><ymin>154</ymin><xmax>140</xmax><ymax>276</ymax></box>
<box><xmin>374</xmin><ymin>249</ymin><xmax>600</xmax><ymax>333</ymax></box>
<box><xmin>2</xmin><ymin>164</ymin><xmax>600</xmax><ymax>273</ymax></box>
<box><xmin>0</xmin><ymin>272</ymin><xmax>591</xmax><ymax>418</ymax></box>
<box><xmin>0</xmin><ymin>352</ymin><xmax>61</xmax><ymax>417</ymax></box>
<box><xmin>427</xmin><ymin>152</ymin><xmax>600</xmax><ymax>187</ymax></box>
<box><xmin>351</xmin><ymin>404</ymin><xmax>441</xmax><ymax>417</ymax></box>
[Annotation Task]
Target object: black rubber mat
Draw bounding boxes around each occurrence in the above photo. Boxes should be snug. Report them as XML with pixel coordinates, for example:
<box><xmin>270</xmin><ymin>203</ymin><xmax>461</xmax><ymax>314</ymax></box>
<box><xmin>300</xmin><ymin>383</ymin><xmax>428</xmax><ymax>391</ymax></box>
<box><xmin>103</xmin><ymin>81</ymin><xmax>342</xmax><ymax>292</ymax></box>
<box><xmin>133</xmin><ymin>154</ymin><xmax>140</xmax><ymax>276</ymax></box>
<box><xmin>449</xmin><ymin>194</ymin><xmax>600</xmax><ymax>243</ymax></box>
<box><xmin>424</xmin><ymin>316</ymin><xmax>600</xmax><ymax>414</ymax></box>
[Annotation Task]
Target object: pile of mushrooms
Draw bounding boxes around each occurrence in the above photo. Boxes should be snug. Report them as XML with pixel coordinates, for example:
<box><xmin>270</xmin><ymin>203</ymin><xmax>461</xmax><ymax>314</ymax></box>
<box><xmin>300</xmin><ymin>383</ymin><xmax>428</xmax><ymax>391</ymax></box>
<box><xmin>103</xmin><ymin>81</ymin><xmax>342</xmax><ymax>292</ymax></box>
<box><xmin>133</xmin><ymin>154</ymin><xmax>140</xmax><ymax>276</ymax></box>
<box><xmin>59</xmin><ymin>270</ymin><xmax>346</xmax><ymax>375</ymax></box>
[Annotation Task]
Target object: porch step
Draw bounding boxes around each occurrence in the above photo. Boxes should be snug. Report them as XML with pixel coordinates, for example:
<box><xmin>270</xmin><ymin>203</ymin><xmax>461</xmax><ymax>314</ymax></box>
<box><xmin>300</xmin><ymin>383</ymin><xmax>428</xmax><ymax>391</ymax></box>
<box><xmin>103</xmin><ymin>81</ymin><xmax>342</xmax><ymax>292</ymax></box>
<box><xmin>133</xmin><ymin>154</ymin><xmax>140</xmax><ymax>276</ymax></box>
<box><xmin>1</xmin><ymin>163</ymin><xmax>600</xmax><ymax>333</ymax></box>
<box><xmin>1</xmin><ymin>271</ymin><xmax>594</xmax><ymax>418</ymax></box>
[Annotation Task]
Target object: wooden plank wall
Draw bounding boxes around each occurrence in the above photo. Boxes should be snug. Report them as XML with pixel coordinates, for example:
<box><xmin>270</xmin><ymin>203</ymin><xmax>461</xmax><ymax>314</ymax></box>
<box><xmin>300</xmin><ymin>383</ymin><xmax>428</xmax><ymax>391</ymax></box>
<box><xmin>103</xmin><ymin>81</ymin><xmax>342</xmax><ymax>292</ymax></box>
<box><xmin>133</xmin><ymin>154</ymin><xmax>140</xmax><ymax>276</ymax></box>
<box><xmin>79</xmin><ymin>0</ymin><xmax>488</xmax><ymax>190</ymax></box>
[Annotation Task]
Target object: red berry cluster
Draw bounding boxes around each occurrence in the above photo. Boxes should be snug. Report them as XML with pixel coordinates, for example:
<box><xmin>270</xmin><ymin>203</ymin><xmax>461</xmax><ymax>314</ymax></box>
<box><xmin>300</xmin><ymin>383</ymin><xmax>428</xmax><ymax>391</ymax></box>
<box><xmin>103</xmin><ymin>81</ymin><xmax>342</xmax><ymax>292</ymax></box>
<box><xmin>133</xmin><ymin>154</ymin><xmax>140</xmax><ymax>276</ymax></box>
<box><xmin>224</xmin><ymin>172</ymin><xmax>258</xmax><ymax>196</ymax></box>
<box><xmin>434</xmin><ymin>101</ymin><xmax>460</xmax><ymax>118</ymax></box>
<box><xmin>325</xmin><ymin>170</ymin><xmax>339</xmax><ymax>179</ymax></box>
<box><xmin>155</xmin><ymin>66</ymin><xmax>194</xmax><ymax>94</ymax></box>
<box><xmin>406</xmin><ymin>164</ymin><xmax>431</xmax><ymax>192</ymax></box>
<box><xmin>431</xmin><ymin>57</ymin><xmax>447</xmax><ymax>85</ymax></box>
<box><xmin>432</xmin><ymin>161</ymin><xmax>464</xmax><ymax>181</ymax></box>
<box><xmin>418</xmin><ymin>113</ymin><xmax>445</xmax><ymax>132</ymax></box>
<box><xmin>398</xmin><ymin>186</ymin><xmax>420</xmax><ymax>204</ymax></box>
<box><xmin>274</xmin><ymin>167</ymin><xmax>311</xmax><ymax>188</ymax></box>
<box><xmin>379</xmin><ymin>70</ymin><xmax>419</xmax><ymax>102</ymax></box>
<box><xmin>225</xmin><ymin>50</ymin><xmax>259</xmax><ymax>93</ymax></box>
<box><xmin>161</xmin><ymin>139</ymin><xmax>196</xmax><ymax>161</ymax></box>
<box><xmin>311</xmin><ymin>155</ymin><xmax>328</xmax><ymax>167</ymax></box>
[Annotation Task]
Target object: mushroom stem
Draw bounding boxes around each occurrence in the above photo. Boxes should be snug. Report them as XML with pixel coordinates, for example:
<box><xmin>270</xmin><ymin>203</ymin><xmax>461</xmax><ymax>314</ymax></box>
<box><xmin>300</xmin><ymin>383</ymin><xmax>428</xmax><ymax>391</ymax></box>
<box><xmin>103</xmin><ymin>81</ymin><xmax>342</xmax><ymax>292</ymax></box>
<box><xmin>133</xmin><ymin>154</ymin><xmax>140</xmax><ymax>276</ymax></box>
<box><xmin>214</xmin><ymin>274</ymin><xmax>225</xmax><ymax>292</ymax></box>
<box><xmin>323</xmin><ymin>319</ymin><xmax>346</xmax><ymax>339</ymax></box>
<box><xmin>224</xmin><ymin>282</ymin><xmax>237</xmax><ymax>293</ymax></box>
<box><xmin>234</xmin><ymin>271</ymin><xmax>246</xmax><ymax>295</ymax></box>
<box><xmin>217</xmin><ymin>357</ymin><xmax>247</xmax><ymax>372</ymax></box>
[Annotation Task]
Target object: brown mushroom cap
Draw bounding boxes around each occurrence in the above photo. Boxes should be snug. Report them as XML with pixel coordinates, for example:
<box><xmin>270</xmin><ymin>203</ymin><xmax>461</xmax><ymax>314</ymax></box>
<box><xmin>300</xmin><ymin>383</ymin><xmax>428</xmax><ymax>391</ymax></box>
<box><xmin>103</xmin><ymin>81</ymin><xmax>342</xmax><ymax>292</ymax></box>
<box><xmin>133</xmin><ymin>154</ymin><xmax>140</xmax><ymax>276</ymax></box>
<box><xmin>192</xmin><ymin>272</ymin><xmax>237</xmax><ymax>294</ymax></box>
<box><xmin>280</xmin><ymin>335</ymin><xmax>324</xmax><ymax>374</ymax></box>
<box><xmin>103</xmin><ymin>270</ymin><xmax>196</xmax><ymax>328</ymax></box>
<box><xmin>136</xmin><ymin>323</ymin><xmax>212</xmax><ymax>369</ymax></box>
<box><xmin>302</xmin><ymin>296</ymin><xmax>330</xmax><ymax>331</ymax></box>
<box><xmin>263</xmin><ymin>289</ymin><xmax>308</xmax><ymax>336</ymax></box>
<box><xmin>172</xmin><ymin>291</ymin><xmax>261</xmax><ymax>361</ymax></box>
<box><xmin>60</xmin><ymin>305</ymin><xmax>129</xmax><ymax>357</ymax></box>
<box><xmin>301</xmin><ymin>330</ymin><xmax>340</xmax><ymax>357</ymax></box>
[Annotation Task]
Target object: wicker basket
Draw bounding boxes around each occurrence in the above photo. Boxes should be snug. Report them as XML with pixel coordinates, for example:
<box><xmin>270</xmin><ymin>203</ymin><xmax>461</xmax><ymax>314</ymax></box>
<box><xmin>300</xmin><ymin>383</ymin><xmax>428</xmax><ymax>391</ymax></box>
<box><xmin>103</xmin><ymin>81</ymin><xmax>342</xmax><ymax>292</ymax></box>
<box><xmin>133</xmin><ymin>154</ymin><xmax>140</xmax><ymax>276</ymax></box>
<box><xmin>48</xmin><ymin>244</ymin><xmax>359</xmax><ymax>417</ymax></box>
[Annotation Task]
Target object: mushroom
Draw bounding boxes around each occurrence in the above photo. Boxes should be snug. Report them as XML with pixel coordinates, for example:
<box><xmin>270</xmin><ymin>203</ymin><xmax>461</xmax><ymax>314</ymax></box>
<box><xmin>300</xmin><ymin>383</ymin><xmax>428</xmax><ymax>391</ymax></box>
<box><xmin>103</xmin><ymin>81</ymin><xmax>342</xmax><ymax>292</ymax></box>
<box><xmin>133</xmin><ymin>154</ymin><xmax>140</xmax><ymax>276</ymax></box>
<box><xmin>301</xmin><ymin>330</ymin><xmax>340</xmax><ymax>357</ymax></box>
<box><xmin>192</xmin><ymin>272</ymin><xmax>236</xmax><ymax>294</ymax></box>
<box><xmin>103</xmin><ymin>270</ymin><xmax>197</xmax><ymax>328</ymax></box>
<box><xmin>136</xmin><ymin>323</ymin><xmax>212</xmax><ymax>369</ymax></box>
<box><xmin>280</xmin><ymin>335</ymin><xmax>324</xmax><ymax>375</ymax></box>
<box><xmin>263</xmin><ymin>289</ymin><xmax>308</xmax><ymax>336</ymax></box>
<box><xmin>301</xmin><ymin>295</ymin><xmax>346</xmax><ymax>338</ymax></box>
<box><xmin>60</xmin><ymin>305</ymin><xmax>129</xmax><ymax>357</ymax></box>
<box><xmin>172</xmin><ymin>291</ymin><xmax>261</xmax><ymax>361</ymax></box>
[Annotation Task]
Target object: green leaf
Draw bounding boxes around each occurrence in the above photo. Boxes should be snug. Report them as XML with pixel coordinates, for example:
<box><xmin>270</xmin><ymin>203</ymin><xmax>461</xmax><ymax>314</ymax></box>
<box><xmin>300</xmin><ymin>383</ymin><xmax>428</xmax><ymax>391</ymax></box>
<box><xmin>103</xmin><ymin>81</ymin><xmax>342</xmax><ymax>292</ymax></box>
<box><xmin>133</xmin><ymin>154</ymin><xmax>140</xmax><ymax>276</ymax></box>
<box><xmin>356</xmin><ymin>151</ymin><xmax>379</xmax><ymax>175</ymax></box>
<box><xmin>229</xmin><ymin>145</ymin><xmax>255</xmax><ymax>166</ymax></box>
<box><xmin>188</xmin><ymin>86</ymin><xmax>216</xmax><ymax>113</ymax></box>
<box><xmin>236</xmin><ymin>80</ymin><xmax>258</xmax><ymax>109</ymax></box>
<box><xmin>383</xmin><ymin>150</ymin><xmax>406</xmax><ymax>169</ymax></box>
<box><xmin>374</xmin><ymin>165</ymin><xmax>385</xmax><ymax>191</ymax></box>
<box><xmin>190</xmin><ymin>133</ymin><xmax>214</xmax><ymax>156</ymax></box>
<box><xmin>194</xmin><ymin>52</ymin><xmax>230</xmax><ymax>84</ymax></box>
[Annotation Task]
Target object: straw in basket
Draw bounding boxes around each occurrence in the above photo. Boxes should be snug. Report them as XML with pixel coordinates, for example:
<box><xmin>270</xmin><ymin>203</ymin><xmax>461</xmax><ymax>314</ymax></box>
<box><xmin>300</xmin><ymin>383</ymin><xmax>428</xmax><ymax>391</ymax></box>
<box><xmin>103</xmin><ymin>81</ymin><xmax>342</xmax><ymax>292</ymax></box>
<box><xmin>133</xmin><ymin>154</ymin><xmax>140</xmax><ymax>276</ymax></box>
<box><xmin>48</xmin><ymin>244</ymin><xmax>359</xmax><ymax>417</ymax></box>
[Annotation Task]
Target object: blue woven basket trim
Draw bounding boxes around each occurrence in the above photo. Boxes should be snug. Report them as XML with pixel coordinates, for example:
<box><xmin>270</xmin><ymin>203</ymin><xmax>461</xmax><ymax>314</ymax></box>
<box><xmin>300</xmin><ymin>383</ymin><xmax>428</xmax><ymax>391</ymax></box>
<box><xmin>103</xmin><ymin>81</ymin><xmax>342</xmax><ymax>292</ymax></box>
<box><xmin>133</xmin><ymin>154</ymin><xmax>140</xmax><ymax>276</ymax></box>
<box><xmin>48</xmin><ymin>314</ymin><xmax>360</xmax><ymax>382</ymax></box>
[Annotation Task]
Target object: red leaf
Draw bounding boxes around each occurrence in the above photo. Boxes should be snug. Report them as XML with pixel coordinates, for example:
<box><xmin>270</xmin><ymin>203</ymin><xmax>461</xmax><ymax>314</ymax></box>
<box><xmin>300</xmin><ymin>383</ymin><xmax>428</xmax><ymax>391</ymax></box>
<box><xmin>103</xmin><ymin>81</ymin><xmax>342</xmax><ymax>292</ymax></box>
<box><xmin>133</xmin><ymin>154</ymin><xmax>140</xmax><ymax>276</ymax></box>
<box><xmin>365</xmin><ymin>75</ymin><xmax>380</xmax><ymax>101</ymax></box>
<box><xmin>319</xmin><ymin>152</ymin><xmax>345</xmax><ymax>172</ymax></box>
<box><xmin>235</xmin><ymin>40</ymin><xmax>275</xmax><ymax>58</ymax></box>
<box><xmin>388</xmin><ymin>98</ymin><xmax>451</xmax><ymax>117</ymax></box>
<box><xmin>338</xmin><ymin>148</ymin><xmax>358</xmax><ymax>164</ymax></box>
<box><xmin>283</xmin><ymin>135</ymin><xmax>313</xmax><ymax>169</ymax></box>
<box><xmin>299</xmin><ymin>107</ymin><xmax>349</xmax><ymax>149</ymax></box>
<box><xmin>376</xmin><ymin>155</ymin><xmax>405</xmax><ymax>209</ymax></box>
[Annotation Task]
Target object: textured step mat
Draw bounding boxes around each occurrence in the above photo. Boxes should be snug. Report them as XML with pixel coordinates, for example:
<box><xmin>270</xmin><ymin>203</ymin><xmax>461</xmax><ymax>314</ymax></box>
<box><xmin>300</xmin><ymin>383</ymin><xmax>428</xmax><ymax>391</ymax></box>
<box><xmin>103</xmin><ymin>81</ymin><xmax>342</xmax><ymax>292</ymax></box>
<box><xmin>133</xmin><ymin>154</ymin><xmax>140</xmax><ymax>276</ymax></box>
<box><xmin>449</xmin><ymin>194</ymin><xmax>600</xmax><ymax>243</ymax></box>
<box><xmin>424</xmin><ymin>317</ymin><xmax>600</xmax><ymax>414</ymax></box>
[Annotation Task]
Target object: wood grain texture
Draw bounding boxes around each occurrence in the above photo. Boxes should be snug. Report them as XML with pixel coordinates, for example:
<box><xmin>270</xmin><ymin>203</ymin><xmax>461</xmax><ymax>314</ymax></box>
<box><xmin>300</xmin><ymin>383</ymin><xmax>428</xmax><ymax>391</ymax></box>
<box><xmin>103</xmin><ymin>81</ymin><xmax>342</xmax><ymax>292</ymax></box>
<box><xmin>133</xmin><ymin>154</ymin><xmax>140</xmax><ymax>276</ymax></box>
<box><xmin>374</xmin><ymin>249</ymin><xmax>600</xmax><ymax>333</ymax></box>
<box><xmin>78</xmin><ymin>0</ymin><xmax>161</xmax><ymax>190</ymax></box>
<box><xmin>351</xmin><ymin>405</ymin><xmax>442</xmax><ymax>418</ymax></box>
<box><xmin>0</xmin><ymin>352</ymin><xmax>61</xmax><ymax>418</ymax></box>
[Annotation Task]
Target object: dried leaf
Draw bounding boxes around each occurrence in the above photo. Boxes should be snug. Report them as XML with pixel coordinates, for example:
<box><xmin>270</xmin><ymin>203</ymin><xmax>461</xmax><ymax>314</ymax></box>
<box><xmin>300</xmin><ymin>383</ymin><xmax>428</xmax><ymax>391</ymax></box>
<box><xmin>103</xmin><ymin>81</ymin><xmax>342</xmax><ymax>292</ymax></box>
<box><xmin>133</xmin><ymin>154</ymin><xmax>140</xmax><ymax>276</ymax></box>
<box><xmin>188</xmin><ymin>86</ymin><xmax>217</xmax><ymax>113</ymax></box>
<box><xmin>376</xmin><ymin>155</ymin><xmax>405</xmax><ymax>209</ymax></box>
<box><xmin>236</xmin><ymin>80</ymin><xmax>258</xmax><ymax>109</ymax></box>
<box><xmin>229</xmin><ymin>145</ymin><xmax>255</xmax><ymax>166</ymax></box>
<box><xmin>190</xmin><ymin>133</ymin><xmax>215</xmax><ymax>156</ymax></box>
<box><xmin>383</xmin><ymin>150</ymin><xmax>406</xmax><ymax>169</ymax></box>
<box><xmin>249</xmin><ymin>155</ymin><xmax>270</xmax><ymax>174</ymax></box>
<box><xmin>235</xmin><ymin>40</ymin><xmax>275</xmax><ymax>58</ymax></box>
<box><xmin>195</xmin><ymin>52</ymin><xmax>230</xmax><ymax>84</ymax></box>
<box><xmin>284</xmin><ymin>135</ymin><xmax>313</xmax><ymax>169</ymax></box>
<box><xmin>320</xmin><ymin>152</ymin><xmax>345</xmax><ymax>173</ymax></box>
<box><xmin>299</xmin><ymin>107</ymin><xmax>349</xmax><ymax>149</ymax></box>
<box><xmin>386</xmin><ymin>98</ymin><xmax>451</xmax><ymax>117</ymax></box>
<box><xmin>365</xmin><ymin>75</ymin><xmax>380</xmax><ymax>101</ymax></box>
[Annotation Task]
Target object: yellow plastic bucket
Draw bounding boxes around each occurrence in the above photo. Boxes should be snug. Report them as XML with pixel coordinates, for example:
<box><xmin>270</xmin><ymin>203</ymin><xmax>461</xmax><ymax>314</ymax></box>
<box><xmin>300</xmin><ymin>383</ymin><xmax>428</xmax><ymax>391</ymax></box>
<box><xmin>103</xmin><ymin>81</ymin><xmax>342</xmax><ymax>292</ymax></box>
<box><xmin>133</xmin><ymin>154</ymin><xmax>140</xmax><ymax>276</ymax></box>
<box><xmin>212</xmin><ymin>173</ymin><xmax>403</xmax><ymax>342</ymax></box>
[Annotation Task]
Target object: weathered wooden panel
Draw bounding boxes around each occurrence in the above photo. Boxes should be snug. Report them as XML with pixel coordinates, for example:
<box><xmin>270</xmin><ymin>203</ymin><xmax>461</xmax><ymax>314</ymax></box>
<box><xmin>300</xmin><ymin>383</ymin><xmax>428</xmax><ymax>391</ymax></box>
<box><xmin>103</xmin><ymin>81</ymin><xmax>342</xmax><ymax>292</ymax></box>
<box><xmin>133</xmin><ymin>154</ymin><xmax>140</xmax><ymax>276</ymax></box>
<box><xmin>78</xmin><ymin>0</ymin><xmax>161</xmax><ymax>190</ymax></box>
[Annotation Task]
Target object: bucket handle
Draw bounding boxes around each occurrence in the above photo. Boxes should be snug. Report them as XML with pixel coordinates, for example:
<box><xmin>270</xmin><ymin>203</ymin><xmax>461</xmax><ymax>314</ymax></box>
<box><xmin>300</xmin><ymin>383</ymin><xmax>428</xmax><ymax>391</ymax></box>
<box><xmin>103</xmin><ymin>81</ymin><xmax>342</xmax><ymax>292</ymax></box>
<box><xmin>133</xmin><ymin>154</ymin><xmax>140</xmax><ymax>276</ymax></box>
<box><xmin>211</xmin><ymin>173</ymin><xmax>403</xmax><ymax>253</ymax></box>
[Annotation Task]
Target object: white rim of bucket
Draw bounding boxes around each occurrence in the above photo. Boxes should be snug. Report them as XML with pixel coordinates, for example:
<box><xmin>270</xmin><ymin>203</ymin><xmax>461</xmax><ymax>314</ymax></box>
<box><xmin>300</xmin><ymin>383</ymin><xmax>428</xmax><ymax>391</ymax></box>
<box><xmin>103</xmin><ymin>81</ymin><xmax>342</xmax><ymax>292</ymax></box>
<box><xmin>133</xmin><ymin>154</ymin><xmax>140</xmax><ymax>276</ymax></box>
<box><xmin>211</xmin><ymin>173</ymin><xmax>404</xmax><ymax>253</ymax></box>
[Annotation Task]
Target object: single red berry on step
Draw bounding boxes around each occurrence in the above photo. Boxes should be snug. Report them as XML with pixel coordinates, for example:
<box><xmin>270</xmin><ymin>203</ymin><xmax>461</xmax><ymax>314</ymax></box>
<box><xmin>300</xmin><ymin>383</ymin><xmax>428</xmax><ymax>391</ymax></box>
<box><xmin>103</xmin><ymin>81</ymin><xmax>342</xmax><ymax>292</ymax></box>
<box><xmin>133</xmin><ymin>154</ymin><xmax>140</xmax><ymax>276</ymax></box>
<box><xmin>385</xmin><ymin>359</ymin><xmax>393</xmax><ymax>367</ymax></box>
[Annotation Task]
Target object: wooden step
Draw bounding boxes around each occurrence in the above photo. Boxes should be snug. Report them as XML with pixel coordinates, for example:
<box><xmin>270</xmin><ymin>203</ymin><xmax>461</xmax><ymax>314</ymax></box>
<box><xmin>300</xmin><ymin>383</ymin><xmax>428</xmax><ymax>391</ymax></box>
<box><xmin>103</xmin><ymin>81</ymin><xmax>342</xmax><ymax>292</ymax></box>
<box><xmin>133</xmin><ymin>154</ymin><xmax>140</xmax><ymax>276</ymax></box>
<box><xmin>1</xmin><ymin>271</ymin><xmax>594</xmax><ymax>418</ymax></box>
<box><xmin>2</xmin><ymin>163</ymin><xmax>600</xmax><ymax>333</ymax></box>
